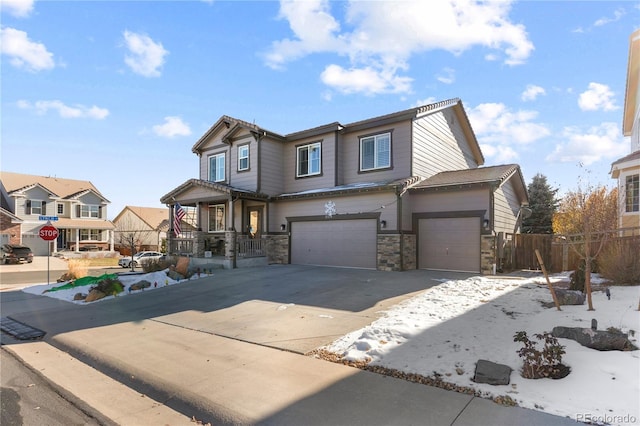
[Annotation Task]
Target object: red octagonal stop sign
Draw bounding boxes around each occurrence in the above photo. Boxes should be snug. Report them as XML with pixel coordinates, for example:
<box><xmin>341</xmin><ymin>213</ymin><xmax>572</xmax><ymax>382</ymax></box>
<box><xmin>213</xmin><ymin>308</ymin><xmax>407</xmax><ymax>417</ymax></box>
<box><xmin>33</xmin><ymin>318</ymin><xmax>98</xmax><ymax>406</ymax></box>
<box><xmin>39</xmin><ymin>224</ymin><xmax>59</xmax><ymax>241</ymax></box>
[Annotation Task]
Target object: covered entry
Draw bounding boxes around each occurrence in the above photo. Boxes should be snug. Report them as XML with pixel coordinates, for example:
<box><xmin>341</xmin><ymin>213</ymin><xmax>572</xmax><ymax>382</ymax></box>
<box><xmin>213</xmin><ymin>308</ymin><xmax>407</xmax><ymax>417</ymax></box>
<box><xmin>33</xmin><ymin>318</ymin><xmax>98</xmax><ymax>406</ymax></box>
<box><xmin>290</xmin><ymin>219</ymin><xmax>377</xmax><ymax>269</ymax></box>
<box><xmin>418</xmin><ymin>217</ymin><xmax>481</xmax><ymax>273</ymax></box>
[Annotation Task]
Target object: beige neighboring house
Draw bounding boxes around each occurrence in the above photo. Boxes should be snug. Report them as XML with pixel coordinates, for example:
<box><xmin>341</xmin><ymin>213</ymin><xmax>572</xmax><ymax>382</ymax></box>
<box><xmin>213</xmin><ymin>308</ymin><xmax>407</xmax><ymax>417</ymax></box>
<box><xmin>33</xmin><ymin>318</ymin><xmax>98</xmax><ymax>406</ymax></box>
<box><xmin>611</xmin><ymin>29</ymin><xmax>640</xmax><ymax>234</ymax></box>
<box><xmin>0</xmin><ymin>171</ymin><xmax>115</xmax><ymax>255</ymax></box>
<box><xmin>161</xmin><ymin>98</ymin><xmax>529</xmax><ymax>273</ymax></box>
<box><xmin>112</xmin><ymin>206</ymin><xmax>171</xmax><ymax>254</ymax></box>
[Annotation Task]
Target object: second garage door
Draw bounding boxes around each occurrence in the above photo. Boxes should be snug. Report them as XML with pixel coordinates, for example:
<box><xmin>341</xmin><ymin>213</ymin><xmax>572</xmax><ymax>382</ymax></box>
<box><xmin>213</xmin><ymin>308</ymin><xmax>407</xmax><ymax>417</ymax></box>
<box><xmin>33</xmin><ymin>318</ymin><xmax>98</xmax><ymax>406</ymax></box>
<box><xmin>418</xmin><ymin>217</ymin><xmax>480</xmax><ymax>273</ymax></box>
<box><xmin>291</xmin><ymin>219</ymin><xmax>377</xmax><ymax>269</ymax></box>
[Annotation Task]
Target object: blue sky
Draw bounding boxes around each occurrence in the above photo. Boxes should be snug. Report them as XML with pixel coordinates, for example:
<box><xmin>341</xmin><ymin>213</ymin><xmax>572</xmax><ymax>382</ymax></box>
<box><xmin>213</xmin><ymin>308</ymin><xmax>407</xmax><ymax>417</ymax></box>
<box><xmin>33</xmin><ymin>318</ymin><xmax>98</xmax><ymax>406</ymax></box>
<box><xmin>1</xmin><ymin>0</ymin><xmax>638</xmax><ymax>219</ymax></box>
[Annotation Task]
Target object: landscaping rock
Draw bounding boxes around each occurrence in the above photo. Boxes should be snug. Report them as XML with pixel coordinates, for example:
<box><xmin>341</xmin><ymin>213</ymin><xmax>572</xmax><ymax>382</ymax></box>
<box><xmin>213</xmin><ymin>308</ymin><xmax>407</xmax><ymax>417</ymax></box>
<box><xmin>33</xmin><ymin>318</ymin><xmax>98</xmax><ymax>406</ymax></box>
<box><xmin>167</xmin><ymin>270</ymin><xmax>185</xmax><ymax>281</ymax></box>
<box><xmin>554</xmin><ymin>289</ymin><xmax>585</xmax><ymax>305</ymax></box>
<box><xmin>85</xmin><ymin>289</ymin><xmax>106</xmax><ymax>303</ymax></box>
<box><xmin>552</xmin><ymin>326</ymin><xmax>638</xmax><ymax>351</ymax></box>
<box><xmin>473</xmin><ymin>359</ymin><xmax>512</xmax><ymax>385</ymax></box>
<box><xmin>73</xmin><ymin>293</ymin><xmax>86</xmax><ymax>301</ymax></box>
<box><xmin>129</xmin><ymin>280</ymin><xmax>151</xmax><ymax>291</ymax></box>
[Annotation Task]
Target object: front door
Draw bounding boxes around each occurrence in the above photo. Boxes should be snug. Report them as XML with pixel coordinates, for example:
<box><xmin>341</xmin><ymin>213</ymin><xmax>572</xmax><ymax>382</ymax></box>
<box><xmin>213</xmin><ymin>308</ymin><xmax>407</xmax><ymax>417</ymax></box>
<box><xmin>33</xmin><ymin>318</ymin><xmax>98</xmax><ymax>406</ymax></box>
<box><xmin>247</xmin><ymin>207</ymin><xmax>262</xmax><ymax>238</ymax></box>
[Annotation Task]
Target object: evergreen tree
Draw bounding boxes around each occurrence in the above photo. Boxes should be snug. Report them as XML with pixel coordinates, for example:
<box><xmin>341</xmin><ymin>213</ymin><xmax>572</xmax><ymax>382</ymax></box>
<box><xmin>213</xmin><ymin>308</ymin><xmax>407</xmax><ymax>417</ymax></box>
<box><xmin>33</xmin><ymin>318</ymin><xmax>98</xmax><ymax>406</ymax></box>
<box><xmin>522</xmin><ymin>173</ymin><xmax>558</xmax><ymax>234</ymax></box>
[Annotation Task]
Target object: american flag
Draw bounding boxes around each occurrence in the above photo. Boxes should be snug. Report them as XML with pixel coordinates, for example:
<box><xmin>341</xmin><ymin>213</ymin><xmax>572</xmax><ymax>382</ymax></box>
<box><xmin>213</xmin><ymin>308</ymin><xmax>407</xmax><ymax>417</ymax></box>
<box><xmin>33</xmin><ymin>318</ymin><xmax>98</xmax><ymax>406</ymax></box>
<box><xmin>174</xmin><ymin>203</ymin><xmax>186</xmax><ymax>236</ymax></box>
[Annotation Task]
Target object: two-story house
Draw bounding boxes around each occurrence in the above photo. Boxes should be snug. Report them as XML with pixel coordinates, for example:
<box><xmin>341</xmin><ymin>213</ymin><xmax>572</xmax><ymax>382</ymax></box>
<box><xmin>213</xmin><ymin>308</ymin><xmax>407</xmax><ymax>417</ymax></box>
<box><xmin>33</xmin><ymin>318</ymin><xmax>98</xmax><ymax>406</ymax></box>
<box><xmin>0</xmin><ymin>172</ymin><xmax>115</xmax><ymax>255</ymax></box>
<box><xmin>161</xmin><ymin>98</ymin><xmax>529</xmax><ymax>273</ymax></box>
<box><xmin>610</xmin><ymin>29</ymin><xmax>640</xmax><ymax>235</ymax></box>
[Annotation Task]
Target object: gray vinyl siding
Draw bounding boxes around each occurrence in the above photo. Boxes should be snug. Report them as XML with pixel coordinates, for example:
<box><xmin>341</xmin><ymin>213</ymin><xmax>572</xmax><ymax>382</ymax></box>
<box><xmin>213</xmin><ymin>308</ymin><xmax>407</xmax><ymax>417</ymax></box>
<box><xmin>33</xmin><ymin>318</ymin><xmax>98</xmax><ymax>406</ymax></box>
<box><xmin>340</xmin><ymin>120</ymin><xmax>412</xmax><ymax>184</ymax></box>
<box><xmin>259</xmin><ymin>138</ymin><xmax>284</xmax><ymax>196</ymax></box>
<box><xmin>410</xmin><ymin>189</ymin><xmax>489</xmax><ymax>214</ymax></box>
<box><xmin>228</xmin><ymin>135</ymin><xmax>257</xmax><ymax>192</ymax></box>
<box><xmin>269</xmin><ymin>192</ymin><xmax>396</xmax><ymax>233</ymax></box>
<box><xmin>412</xmin><ymin>110</ymin><xmax>479</xmax><ymax>179</ymax></box>
<box><xmin>16</xmin><ymin>187</ymin><xmax>51</xmax><ymax>220</ymax></box>
<box><xmin>282</xmin><ymin>132</ymin><xmax>337</xmax><ymax>194</ymax></box>
<box><xmin>199</xmin><ymin>144</ymin><xmax>229</xmax><ymax>183</ymax></box>
<box><xmin>493</xmin><ymin>179</ymin><xmax>521</xmax><ymax>234</ymax></box>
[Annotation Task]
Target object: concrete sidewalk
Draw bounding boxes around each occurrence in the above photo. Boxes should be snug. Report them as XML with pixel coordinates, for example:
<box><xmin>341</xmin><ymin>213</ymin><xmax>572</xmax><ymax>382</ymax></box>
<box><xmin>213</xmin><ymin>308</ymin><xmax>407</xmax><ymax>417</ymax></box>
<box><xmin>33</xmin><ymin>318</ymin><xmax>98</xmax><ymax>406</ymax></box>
<box><xmin>1</xmin><ymin>266</ymin><xmax>579</xmax><ymax>425</ymax></box>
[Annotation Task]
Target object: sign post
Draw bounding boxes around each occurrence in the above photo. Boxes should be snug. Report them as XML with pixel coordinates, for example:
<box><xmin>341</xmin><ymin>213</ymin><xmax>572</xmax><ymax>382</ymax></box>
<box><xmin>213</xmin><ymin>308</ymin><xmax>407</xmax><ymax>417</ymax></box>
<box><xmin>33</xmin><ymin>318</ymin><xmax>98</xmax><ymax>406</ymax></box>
<box><xmin>39</xmin><ymin>221</ymin><xmax>59</xmax><ymax>285</ymax></box>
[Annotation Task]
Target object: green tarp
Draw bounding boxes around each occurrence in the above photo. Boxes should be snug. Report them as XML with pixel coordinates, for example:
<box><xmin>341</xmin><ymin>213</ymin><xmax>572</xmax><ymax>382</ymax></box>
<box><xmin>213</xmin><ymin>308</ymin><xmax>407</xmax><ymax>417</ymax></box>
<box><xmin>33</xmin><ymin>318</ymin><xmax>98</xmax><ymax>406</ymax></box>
<box><xmin>45</xmin><ymin>273</ymin><xmax>118</xmax><ymax>293</ymax></box>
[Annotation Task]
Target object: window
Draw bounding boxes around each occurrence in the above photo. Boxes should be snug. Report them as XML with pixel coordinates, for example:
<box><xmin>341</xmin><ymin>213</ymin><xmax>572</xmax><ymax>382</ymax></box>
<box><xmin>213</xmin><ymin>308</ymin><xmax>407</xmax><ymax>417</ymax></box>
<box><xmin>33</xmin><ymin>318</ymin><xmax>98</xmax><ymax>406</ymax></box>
<box><xmin>208</xmin><ymin>204</ymin><xmax>225</xmax><ymax>232</ymax></box>
<box><xmin>80</xmin><ymin>205</ymin><xmax>100</xmax><ymax>218</ymax></box>
<box><xmin>28</xmin><ymin>200</ymin><xmax>44</xmax><ymax>215</ymax></box>
<box><xmin>209</xmin><ymin>153</ymin><xmax>226</xmax><ymax>182</ymax></box>
<box><xmin>80</xmin><ymin>229</ymin><xmax>102</xmax><ymax>241</ymax></box>
<box><xmin>297</xmin><ymin>142</ymin><xmax>321</xmax><ymax>177</ymax></box>
<box><xmin>360</xmin><ymin>133</ymin><xmax>391</xmax><ymax>171</ymax></box>
<box><xmin>57</xmin><ymin>203</ymin><xmax>64</xmax><ymax>215</ymax></box>
<box><xmin>626</xmin><ymin>174</ymin><xmax>639</xmax><ymax>213</ymax></box>
<box><xmin>238</xmin><ymin>145</ymin><xmax>249</xmax><ymax>171</ymax></box>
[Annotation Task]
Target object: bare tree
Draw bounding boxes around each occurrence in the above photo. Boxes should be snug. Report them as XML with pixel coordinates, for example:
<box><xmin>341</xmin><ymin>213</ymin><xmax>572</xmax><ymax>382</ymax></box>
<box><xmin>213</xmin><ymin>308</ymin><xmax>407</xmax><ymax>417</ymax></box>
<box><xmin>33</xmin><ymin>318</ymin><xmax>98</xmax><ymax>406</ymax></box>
<box><xmin>553</xmin><ymin>184</ymin><xmax>618</xmax><ymax>310</ymax></box>
<box><xmin>114</xmin><ymin>214</ymin><xmax>155</xmax><ymax>272</ymax></box>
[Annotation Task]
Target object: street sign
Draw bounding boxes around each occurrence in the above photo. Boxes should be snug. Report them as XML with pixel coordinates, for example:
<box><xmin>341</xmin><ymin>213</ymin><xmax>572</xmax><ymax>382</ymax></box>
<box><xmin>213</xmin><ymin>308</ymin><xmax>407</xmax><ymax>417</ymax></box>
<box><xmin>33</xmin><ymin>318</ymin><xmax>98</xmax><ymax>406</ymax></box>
<box><xmin>39</xmin><ymin>216</ymin><xmax>59</xmax><ymax>221</ymax></box>
<box><xmin>39</xmin><ymin>223</ymin><xmax>59</xmax><ymax>241</ymax></box>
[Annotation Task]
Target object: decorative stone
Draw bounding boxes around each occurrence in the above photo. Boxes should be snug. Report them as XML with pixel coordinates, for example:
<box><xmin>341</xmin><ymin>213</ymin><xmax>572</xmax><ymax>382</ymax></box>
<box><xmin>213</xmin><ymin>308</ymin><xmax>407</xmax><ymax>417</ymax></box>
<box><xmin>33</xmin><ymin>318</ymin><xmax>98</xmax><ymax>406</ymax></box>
<box><xmin>554</xmin><ymin>289</ymin><xmax>585</xmax><ymax>305</ymax></box>
<box><xmin>552</xmin><ymin>326</ymin><xmax>638</xmax><ymax>351</ymax></box>
<box><xmin>129</xmin><ymin>280</ymin><xmax>151</xmax><ymax>291</ymax></box>
<box><xmin>167</xmin><ymin>270</ymin><xmax>184</xmax><ymax>281</ymax></box>
<box><xmin>73</xmin><ymin>293</ymin><xmax>86</xmax><ymax>301</ymax></box>
<box><xmin>473</xmin><ymin>359</ymin><xmax>512</xmax><ymax>385</ymax></box>
<box><xmin>85</xmin><ymin>289</ymin><xmax>106</xmax><ymax>302</ymax></box>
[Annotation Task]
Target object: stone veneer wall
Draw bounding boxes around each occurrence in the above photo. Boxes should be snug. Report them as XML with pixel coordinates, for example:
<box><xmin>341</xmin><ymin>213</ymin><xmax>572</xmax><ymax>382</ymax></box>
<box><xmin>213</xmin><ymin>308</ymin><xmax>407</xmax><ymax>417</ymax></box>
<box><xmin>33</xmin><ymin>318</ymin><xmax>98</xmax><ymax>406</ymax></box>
<box><xmin>264</xmin><ymin>234</ymin><xmax>289</xmax><ymax>264</ymax></box>
<box><xmin>480</xmin><ymin>234</ymin><xmax>496</xmax><ymax>275</ymax></box>
<box><xmin>402</xmin><ymin>234</ymin><xmax>416</xmax><ymax>270</ymax></box>
<box><xmin>377</xmin><ymin>233</ymin><xmax>417</xmax><ymax>272</ymax></box>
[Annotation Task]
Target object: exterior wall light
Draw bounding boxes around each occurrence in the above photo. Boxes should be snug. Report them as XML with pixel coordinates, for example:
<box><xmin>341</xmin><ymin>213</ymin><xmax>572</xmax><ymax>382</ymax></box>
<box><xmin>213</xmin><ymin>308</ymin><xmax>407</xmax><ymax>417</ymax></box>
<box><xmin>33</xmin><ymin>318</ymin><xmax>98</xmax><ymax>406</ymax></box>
<box><xmin>380</xmin><ymin>220</ymin><xmax>387</xmax><ymax>229</ymax></box>
<box><xmin>280</xmin><ymin>224</ymin><xmax>286</xmax><ymax>231</ymax></box>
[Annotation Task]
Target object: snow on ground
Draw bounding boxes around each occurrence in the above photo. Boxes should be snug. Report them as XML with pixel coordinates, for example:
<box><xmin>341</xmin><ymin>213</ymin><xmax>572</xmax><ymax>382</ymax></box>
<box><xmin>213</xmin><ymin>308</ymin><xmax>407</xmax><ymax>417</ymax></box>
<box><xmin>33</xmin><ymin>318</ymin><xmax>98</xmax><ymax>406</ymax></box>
<box><xmin>323</xmin><ymin>273</ymin><xmax>640</xmax><ymax>425</ymax></box>
<box><xmin>23</xmin><ymin>270</ymin><xmax>640</xmax><ymax>424</ymax></box>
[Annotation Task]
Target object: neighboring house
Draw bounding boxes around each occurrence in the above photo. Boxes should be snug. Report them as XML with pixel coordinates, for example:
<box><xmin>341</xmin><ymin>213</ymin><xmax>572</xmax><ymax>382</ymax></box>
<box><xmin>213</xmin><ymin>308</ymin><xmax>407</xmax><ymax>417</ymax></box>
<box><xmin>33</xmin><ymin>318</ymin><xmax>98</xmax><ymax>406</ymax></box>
<box><xmin>0</xmin><ymin>172</ymin><xmax>115</xmax><ymax>255</ymax></box>
<box><xmin>611</xmin><ymin>29</ymin><xmax>640</xmax><ymax>235</ymax></box>
<box><xmin>161</xmin><ymin>98</ymin><xmax>529</xmax><ymax>273</ymax></box>
<box><xmin>0</xmin><ymin>207</ymin><xmax>23</xmax><ymax>246</ymax></box>
<box><xmin>112</xmin><ymin>206</ymin><xmax>171</xmax><ymax>254</ymax></box>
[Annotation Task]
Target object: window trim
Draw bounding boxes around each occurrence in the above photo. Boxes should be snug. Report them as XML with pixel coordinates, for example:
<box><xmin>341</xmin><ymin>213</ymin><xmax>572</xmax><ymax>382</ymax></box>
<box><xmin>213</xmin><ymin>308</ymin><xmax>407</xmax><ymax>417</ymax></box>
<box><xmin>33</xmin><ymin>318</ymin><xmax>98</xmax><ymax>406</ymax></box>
<box><xmin>208</xmin><ymin>204</ymin><xmax>226</xmax><ymax>233</ymax></box>
<box><xmin>238</xmin><ymin>144</ymin><xmax>250</xmax><ymax>172</ymax></box>
<box><xmin>625</xmin><ymin>174</ymin><xmax>639</xmax><ymax>213</ymax></box>
<box><xmin>80</xmin><ymin>204</ymin><xmax>100</xmax><ymax>219</ymax></box>
<box><xmin>359</xmin><ymin>131</ymin><xmax>392</xmax><ymax>172</ymax></box>
<box><xmin>29</xmin><ymin>200</ymin><xmax>44</xmax><ymax>215</ymax></box>
<box><xmin>208</xmin><ymin>152</ymin><xmax>226</xmax><ymax>183</ymax></box>
<box><xmin>80</xmin><ymin>229</ymin><xmax>102</xmax><ymax>241</ymax></box>
<box><xmin>296</xmin><ymin>141</ymin><xmax>322</xmax><ymax>178</ymax></box>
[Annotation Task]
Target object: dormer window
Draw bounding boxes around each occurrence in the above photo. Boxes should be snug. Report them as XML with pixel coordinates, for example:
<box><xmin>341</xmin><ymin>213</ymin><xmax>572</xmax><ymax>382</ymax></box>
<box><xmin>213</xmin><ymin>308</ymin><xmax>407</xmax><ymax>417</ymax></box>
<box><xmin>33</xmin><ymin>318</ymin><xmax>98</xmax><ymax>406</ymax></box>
<box><xmin>360</xmin><ymin>132</ymin><xmax>391</xmax><ymax>171</ymax></box>
<box><xmin>209</xmin><ymin>153</ymin><xmax>226</xmax><ymax>182</ymax></box>
<box><xmin>296</xmin><ymin>142</ymin><xmax>321</xmax><ymax>177</ymax></box>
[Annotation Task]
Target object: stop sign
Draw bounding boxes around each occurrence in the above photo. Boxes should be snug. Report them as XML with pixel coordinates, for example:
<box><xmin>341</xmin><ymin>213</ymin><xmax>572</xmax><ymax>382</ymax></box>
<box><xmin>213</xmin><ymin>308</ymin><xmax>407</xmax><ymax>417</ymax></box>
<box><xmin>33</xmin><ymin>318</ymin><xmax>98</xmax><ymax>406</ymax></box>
<box><xmin>39</xmin><ymin>224</ymin><xmax>59</xmax><ymax>241</ymax></box>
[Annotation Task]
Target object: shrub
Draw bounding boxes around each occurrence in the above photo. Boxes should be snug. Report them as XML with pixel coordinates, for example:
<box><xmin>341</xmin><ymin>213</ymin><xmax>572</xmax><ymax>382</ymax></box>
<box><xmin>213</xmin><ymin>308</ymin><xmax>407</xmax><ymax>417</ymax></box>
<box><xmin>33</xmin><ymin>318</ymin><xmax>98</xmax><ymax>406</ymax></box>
<box><xmin>514</xmin><ymin>331</ymin><xmax>566</xmax><ymax>379</ymax></box>
<box><xmin>569</xmin><ymin>259</ymin><xmax>598</xmax><ymax>292</ymax></box>
<box><xmin>598</xmin><ymin>238</ymin><xmax>640</xmax><ymax>285</ymax></box>
<box><xmin>67</xmin><ymin>259</ymin><xmax>88</xmax><ymax>280</ymax></box>
<box><xmin>91</xmin><ymin>277</ymin><xmax>124</xmax><ymax>296</ymax></box>
<box><xmin>142</xmin><ymin>258</ymin><xmax>172</xmax><ymax>273</ymax></box>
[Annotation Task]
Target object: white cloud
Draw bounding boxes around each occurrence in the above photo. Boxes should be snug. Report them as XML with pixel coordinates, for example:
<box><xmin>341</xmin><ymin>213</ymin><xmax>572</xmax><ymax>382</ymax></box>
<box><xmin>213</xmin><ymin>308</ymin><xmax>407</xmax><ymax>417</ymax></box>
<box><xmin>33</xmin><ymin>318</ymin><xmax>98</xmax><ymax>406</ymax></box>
<box><xmin>594</xmin><ymin>8</ymin><xmax>625</xmax><ymax>27</ymax></box>
<box><xmin>265</xmin><ymin>0</ymin><xmax>533</xmax><ymax>95</ymax></box>
<box><xmin>1</xmin><ymin>0</ymin><xmax>34</xmax><ymax>17</ymax></box>
<box><xmin>546</xmin><ymin>122</ymin><xmax>627</xmax><ymax>165</ymax></box>
<box><xmin>17</xmin><ymin>100</ymin><xmax>109</xmax><ymax>119</ymax></box>
<box><xmin>123</xmin><ymin>30</ymin><xmax>168</xmax><ymax>77</ymax></box>
<box><xmin>479</xmin><ymin>143</ymin><xmax>519</xmax><ymax>163</ymax></box>
<box><xmin>521</xmin><ymin>84</ymin><xmax>545</xmax><ymax>101</ymax></box>
<box><xmin>436</xmin><ymin>67</ymin><xmax>455</xmax><ymax>84</ymax></box>
<box><xmin>467</xmin><ymin>102</ymin><xmax>550</xmax><ymax>146</ymax></box>
<box><xmin>412</xmin><ymin>97</ymin><xmax>437</xmax><ymax>108</ymax></box>
<box><xmin>578</xmin><ymin>82</ymin><xmax>618</xmax><ymax>111</ymax></box>
<box><xmin>0</xmin><ymin>27</ymin><xmax>55</xmax><ymax>72</ymax></box>
<box><xmin>152</xmin><ymin>116</ymin><xmax>191</xmax><ymax>138</ymax></box>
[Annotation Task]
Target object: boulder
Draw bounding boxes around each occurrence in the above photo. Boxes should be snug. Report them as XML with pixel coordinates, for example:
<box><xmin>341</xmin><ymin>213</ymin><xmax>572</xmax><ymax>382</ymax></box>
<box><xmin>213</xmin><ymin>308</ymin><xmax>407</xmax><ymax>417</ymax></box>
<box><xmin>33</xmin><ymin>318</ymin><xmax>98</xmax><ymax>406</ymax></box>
<box><xmin>167</xmin><ymin>270</ymin><xmax>185</xmax><ymax>281</ymax></box>
<box><xmin>473</xmin><ymin>359</ymin><xmax>512</xmax><ymax>385</ymax></box>
<box><xmin>554</xmin><ymin>289</ymin><xmax>585</xmax><ymax>305</ymax></box>
<box><xmin>129</xmin><ymin>280</ymin><xmax>151</xmax><ymax>291</ymax></box>
<box><xmin>552</xmin><ymin>326</ymin><xmax>638</xmax><ymax>351</ymax></box>
<box><xmin>73</xmin><ymin>293</ymin><xmax>86</xmax><ymax>301</ymax></box>
<box><xmin>85</xmin><ymin>289</ymin><xmax>106</xmax><ymax>303</ymax></box>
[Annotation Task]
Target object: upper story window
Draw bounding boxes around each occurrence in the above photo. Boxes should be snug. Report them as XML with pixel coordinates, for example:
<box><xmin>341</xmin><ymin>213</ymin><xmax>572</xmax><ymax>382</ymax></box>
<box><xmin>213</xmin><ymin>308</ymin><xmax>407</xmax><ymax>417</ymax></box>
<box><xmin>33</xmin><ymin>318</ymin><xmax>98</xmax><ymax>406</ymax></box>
<box><xmin>297</xmin><ymin>142</ymin><xmax>321</xmax><ymax>177</ymax></box>
<box><xmin>360</xmin><ymin>132</ymin><xmax>391</xmax><ymax>171</ymax></box>
<box><xmin>26</xmin><ymin>200</ymin><xmax>45</xmax><ymax>215</ymax></box>
<box><xmin>80</xmin><ymin>205</ymin><xmax>100</xmax><ymax>218</ymax></box>
<box><xmin>57</xmin><ymin>203</ymin><xmax>64</xmax><ymax>215</ymax></box>
<box><xmin>209</xmin><ymin>153</ymin><xmax>226</xmax><ymax>182</ymax></box>
<box><xmin>238</xmin><ymin>145</ymin><xmax>249</xmax><ymax>171</ymax></box>
<box><xmin>626</xmin><ymin>174</ymin><xmax>639</xmax><ymax>213</ymax></box>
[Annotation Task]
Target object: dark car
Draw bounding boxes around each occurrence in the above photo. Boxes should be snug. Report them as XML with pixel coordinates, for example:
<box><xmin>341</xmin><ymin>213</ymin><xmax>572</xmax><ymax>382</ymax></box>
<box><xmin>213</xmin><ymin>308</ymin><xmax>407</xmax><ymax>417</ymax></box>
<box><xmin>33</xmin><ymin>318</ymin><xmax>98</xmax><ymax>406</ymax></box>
<box><xmin>1</xmin><ymin>244</ymin><xmax>34</xmax><ymax>264</ymax></box>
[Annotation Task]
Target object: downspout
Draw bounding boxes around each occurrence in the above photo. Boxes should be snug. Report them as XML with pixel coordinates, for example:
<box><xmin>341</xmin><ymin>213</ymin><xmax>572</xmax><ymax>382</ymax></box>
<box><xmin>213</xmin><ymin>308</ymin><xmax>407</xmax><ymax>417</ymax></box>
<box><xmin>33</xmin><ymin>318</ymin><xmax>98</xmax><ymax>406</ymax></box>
<box><xmin>397</xmin><ymin>185</ymin><xmax>409</xmax><ymax>271</ymax></box>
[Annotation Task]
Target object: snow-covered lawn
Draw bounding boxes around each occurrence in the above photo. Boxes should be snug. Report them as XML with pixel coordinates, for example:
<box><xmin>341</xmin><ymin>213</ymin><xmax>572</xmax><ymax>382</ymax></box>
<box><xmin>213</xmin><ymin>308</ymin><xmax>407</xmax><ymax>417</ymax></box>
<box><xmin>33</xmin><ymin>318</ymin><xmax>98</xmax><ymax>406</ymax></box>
<box><xmin>23</xmin><ymin>270</ymin><xmax>640</xmax><ymax>425</ymax></box>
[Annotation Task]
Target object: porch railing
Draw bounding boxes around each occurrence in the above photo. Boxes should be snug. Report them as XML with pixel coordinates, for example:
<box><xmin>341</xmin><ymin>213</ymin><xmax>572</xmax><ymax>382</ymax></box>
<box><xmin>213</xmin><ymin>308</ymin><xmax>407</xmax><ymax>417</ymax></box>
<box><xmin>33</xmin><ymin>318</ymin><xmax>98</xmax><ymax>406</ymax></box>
<box><xmin>237</xmin><ymin>237</ymin><xmax>265</xmax><ymax>258</ymax></box>
<box><xmin>170</xmin><ymin>238</ymin><xmax>193</xmax><ymax>256</ymax></box>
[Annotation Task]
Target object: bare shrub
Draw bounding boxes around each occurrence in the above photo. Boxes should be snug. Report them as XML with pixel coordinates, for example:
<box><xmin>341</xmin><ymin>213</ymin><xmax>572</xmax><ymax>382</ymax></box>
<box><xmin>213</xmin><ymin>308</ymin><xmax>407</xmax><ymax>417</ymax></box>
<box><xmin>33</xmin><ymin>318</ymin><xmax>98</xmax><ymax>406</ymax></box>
<box><xmin>142</xmin><ymin>259</ymin><xmax>172</xmax><ymax>273</ymax></box>
<box><xmin>598</xmin><ymin>238</ymin><xmax>640</xmax><ymax>285</ymax></box>
<box><xmin>67</xmin><ymin>259</ymin><xmax>88</xmax><ymax>280</ymax></box>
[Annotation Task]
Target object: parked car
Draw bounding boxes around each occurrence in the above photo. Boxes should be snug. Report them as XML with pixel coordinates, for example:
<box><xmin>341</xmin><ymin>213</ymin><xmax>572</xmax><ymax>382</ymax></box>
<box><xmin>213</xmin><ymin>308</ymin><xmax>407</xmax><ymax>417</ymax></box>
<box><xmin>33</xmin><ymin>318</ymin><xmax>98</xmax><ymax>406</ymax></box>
<box><xmin>118</xmin><ymin>251</ymin><xmax>164</xmax><ymax>268</ymax></box>
<box><xmin>1</xmin><ymin>244</ymin><xmax>34</xmax><ymax>264</ymax></box>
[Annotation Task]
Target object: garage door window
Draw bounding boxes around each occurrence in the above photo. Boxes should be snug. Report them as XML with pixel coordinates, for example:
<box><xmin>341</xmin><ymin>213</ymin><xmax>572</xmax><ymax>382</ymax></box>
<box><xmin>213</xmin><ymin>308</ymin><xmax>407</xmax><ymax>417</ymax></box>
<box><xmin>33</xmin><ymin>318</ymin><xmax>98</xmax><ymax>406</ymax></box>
<box><xmin>360</xmin><ymin>133</ymin><xmax>390</xmax><ymax>171</ymax></box>
<box><xmin>208</xmin><ymin>204</ymin><xmax>225</xmax><ymax>232</ymax></box>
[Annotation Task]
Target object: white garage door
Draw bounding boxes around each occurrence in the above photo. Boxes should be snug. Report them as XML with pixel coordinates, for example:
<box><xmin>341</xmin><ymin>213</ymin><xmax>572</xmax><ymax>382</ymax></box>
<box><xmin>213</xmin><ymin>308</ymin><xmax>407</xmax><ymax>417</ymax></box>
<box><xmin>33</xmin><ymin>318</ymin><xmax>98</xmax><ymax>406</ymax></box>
<box><xmin>419</xmin><ymin>217</ymin><xmax>480</xmax><ymax>273</ymax></box>
<box><xmin>291</xmin><ymin>219</ymin><xmax>377</xmax><ymax>269</ymax></box>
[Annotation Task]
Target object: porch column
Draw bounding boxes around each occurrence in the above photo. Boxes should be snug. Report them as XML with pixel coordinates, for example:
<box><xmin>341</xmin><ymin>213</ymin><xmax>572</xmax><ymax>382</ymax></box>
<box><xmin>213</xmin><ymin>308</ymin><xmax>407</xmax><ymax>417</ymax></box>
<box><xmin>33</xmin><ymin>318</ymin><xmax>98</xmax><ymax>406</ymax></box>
<box><xmin>75</xmin><ymin>228</ymin><xmax>80</xmax><ymax>252</ymax></box>
<box><xmin>109</xmin><ymin>229</ymin><xmax>114</xmax><ymax>252</ymax></box>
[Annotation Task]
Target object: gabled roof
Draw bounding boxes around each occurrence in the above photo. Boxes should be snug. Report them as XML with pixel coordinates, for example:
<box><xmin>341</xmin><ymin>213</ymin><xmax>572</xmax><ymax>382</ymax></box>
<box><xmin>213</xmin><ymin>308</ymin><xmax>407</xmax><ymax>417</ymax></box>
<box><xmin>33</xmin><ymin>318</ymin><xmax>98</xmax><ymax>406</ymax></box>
<box><xmin>192</xmin><ymin>115</ymin><xmax>285</xmax><ymax>153</ymax></box>
<box><xmin>0</xmin><ymin>171</ymin><xmax>110</xmax><ymax>203</ymax></box>
<box><xmin>113</xmin><ymin>206</ymin><xmax>170</xmax><ymax>231</ymax></box>
<box><xmin>410</xmin><ymin>164</ymin><xmax>528</xmax><ymax>203</ymax></box>
<box><xmin>274</xmin><ymin>177</ymin><xmax>422</xmax><ymax>200</ymax></box>
<box><xmin>610</xmin><ymin>150</ymin><xmax>640</xmax><ymax>178</ymax></box>
<box><xmin>0</xmin><ymin>207</ymin><xmax>22</xmax><ymax>222</ymax></box>
<box><xmin>160</xmin><ymin>179</ymin><xmax>269</xmax><ymax>204</ymax></box>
